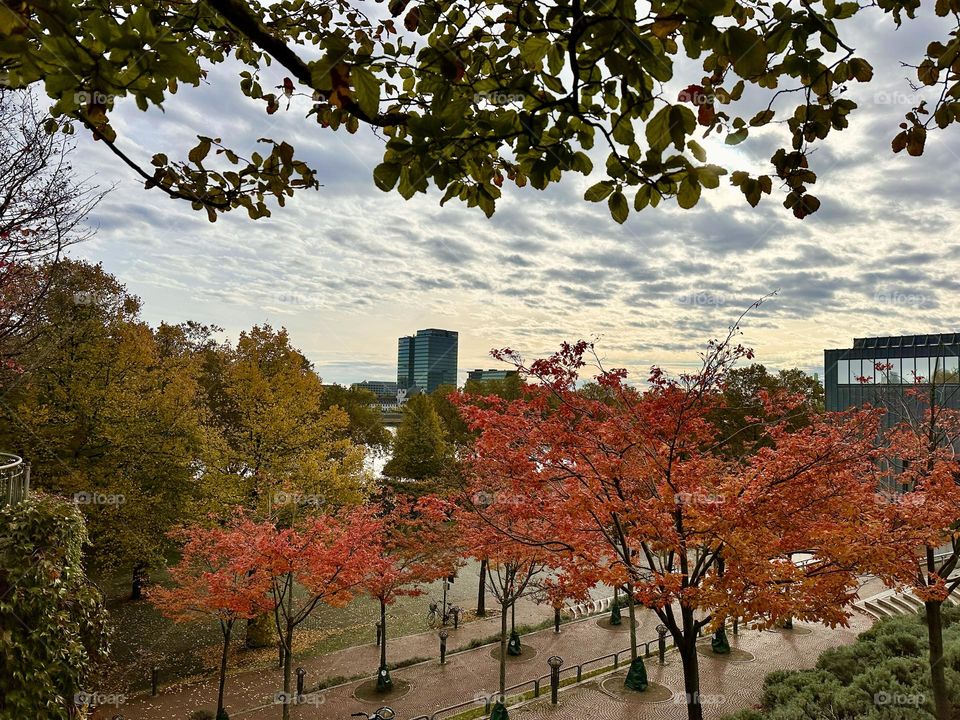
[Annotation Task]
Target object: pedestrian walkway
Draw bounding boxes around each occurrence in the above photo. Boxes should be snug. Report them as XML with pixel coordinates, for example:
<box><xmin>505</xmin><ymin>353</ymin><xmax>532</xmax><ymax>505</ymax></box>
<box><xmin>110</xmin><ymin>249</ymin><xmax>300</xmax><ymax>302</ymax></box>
<box><xmin>111</xmin><ymin>576</ymin><xmax>885</xmax><ymax>720</ymax></box>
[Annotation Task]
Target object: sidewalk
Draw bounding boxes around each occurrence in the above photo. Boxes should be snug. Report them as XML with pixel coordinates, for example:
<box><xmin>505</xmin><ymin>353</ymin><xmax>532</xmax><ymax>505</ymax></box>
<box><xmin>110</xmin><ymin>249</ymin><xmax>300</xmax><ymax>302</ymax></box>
<box><xmin>113</xmin><ymin>576</ymin><xmax>885</xmax><ymax>720</ymax></box>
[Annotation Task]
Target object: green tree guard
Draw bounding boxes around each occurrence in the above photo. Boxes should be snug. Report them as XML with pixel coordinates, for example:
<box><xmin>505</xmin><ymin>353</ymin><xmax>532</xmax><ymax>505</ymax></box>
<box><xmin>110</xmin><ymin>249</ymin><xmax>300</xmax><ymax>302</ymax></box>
<box><xmin>376</xmin><ymin>665</ymin><xmax>393</xmax><ymax>692</ymax></box>
<box><xmin>783</xmin><ymin>617</ymin><xmax>794</xmax><ymax>630</ymax></box>
<box><xmin>610</xmin><ymin>599</ymin><xmax>622</xmax><ymax>626</ymax></box>
<box><xmin>490</xmin><ymin>701</ymin><xmax>509</xmax><ymax>720</ymax></box>
<box><xmin>624</xmin><ymin>656</ymin><xmax>648</xmax><ymax>691</ymax></box>
<box><xmin>711</xmin><ymin>626</ymin><xmax>731</xmax><ymax>654</ymax></box>
<box><xmin>507</xmin><ymin>630</ymin><xmax>522</xmax><ymax>656</ymax></box>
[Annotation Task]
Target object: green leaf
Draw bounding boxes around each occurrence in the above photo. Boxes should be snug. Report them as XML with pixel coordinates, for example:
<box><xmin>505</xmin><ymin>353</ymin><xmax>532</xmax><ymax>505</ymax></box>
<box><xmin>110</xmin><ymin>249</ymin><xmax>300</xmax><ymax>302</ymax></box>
<box><xmin>688</xmin><ymin>140</ymin><xmax>707</xmax><ymax>162</ymax></box>
<box><xmin>520</xmin><ymin>37</ymin><xmax>551</xmax><ymax>65</ymax></box>
<box><xmin>584</xmin><ymin>181</ymin><xmax>615</xmax><ymax>202</ymax></box>
<box><xmin>373</xmin><ymin>162</ymin><xmax>401</xmax><ymax>192</ymax></box>
<box><xmin>351</xmin><ymin>66</ymin><xmax>380</xmax><ymax>118</ymax></box>
<box><xmin>608</xmin><ymin>190</ymin><xmax>629</xmax><ymax>224</ymax></box>
<box><xmin>677</xmin><ymin>178</ymin><xmax>701</xmax><ymax>208</ymax></box>
<box><xmin>726</xmin><ymin>127</ymin><xmax>749</xmax><ymax>145</ymax></box>
<box><xmin>188</xmin><ymin>138</ymin><xmax>211</xmax><ymax>165</ymax></box>
<box><xmin>749</xmin><ymin>109</ymin><xmax>775</xmax><ymax>126</ymax></box>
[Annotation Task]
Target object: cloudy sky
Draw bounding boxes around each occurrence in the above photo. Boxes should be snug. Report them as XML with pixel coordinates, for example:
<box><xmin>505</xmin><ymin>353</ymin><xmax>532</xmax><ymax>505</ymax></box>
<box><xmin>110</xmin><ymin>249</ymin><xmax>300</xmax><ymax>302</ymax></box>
<box><xmin>69</xmin><ymin>4</ymin><xmax>958</xmax><ymax>387</ymax></box>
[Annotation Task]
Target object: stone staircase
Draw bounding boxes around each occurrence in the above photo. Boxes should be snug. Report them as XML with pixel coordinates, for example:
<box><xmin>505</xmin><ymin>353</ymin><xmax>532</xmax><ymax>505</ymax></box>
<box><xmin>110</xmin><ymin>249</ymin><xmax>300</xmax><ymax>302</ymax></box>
<box><xmin>855</xmin><ymin>583</ymin><xmax>960</xmax><ymax>621</ymax></box>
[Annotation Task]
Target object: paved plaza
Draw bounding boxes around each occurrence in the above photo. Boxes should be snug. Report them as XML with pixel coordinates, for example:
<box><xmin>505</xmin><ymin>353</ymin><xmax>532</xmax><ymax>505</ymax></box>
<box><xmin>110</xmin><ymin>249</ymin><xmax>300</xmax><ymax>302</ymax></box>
<box><xmin>109</xmin><ymin>576</ymin><xmax>885</xmax><ymax>720</ymax></box>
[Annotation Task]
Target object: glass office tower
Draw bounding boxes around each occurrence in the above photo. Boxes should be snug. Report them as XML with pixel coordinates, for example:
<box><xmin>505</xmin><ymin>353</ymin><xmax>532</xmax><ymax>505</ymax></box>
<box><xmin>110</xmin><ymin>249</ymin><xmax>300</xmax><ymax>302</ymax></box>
<box><xmin>397</xmin><ymin>328</ymin><xmax>458</xmax><ymax>393</ymax></box>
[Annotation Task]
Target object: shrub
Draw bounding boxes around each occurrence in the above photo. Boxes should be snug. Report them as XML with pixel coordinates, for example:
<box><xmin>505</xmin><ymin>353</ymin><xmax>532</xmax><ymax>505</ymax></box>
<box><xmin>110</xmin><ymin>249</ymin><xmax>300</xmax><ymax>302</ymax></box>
<box><xmin>724</xmin><ymin>612</ymin><xmax>959</xmax><ymax>720</ymax></box>
<box><xmin>188</xmin><ymin>711</ymin><xmax>215</xmax><ymax>720</ymax></box>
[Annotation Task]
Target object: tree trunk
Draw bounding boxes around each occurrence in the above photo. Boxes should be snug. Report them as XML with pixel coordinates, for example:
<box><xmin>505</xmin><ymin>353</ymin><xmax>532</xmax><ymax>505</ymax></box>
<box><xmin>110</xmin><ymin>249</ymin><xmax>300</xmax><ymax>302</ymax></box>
<box><xmin>925</xmin><ymin>599</ymin><xmax>951</xmax><ymax>720</ymax></box>
<box><xmin>380</xmin><ymin>598</ymin><xmax>388</xmax><ymax>670</ymax></box>
<box><xmin>627</xmin><ymin>585</ymin><xmax>638</xmax><ymax>661</ymax></box>
<box><xmin>477</xmin><ymin>558</ymin><xmax>487</xmax><ymax>616</ymax></box>
<box><xmin>281</xmin><ymin>619</ymin><xmax>294</xmax><ymax>720</ymax></box>
<box><xmin>130</xmin><ymin>562</ymin><xmax>148</xmax><ymax>601</ymax></box>
<box><xmin>678</xmin><ymin>638</ymin><xmax>703</xmax><ymax>720</ymax></box>
<box><xmin>510</xmin><ymin>597</ymin><xmax>516</xmax><ymax>634</ymax></box>
<box><xmin>245</xmin><ymin>612</ymin><xmax>277</xmax><ymax>649</ymax></box>
<box><xmin>217</xmin><ymin>620</ymin><xmax>233</xmax><ymax>719</ymax></box>
<box><xmin>499</xmin><ymin>602</ymin><xmax>508</xmax><ymax>698</ymax></box>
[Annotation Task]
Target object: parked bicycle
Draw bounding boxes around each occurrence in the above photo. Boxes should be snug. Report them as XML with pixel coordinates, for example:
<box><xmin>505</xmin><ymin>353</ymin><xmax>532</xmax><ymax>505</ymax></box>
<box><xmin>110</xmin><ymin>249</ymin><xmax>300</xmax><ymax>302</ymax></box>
<box><xmin>351</xmin><ymin>708</ymin><xmax>395</xmax><ymax>720</ymax></box>
<box><xmin>426</xmin><ymin>599</ymin><xmax>462</xmax><ymax>628</ymax></box>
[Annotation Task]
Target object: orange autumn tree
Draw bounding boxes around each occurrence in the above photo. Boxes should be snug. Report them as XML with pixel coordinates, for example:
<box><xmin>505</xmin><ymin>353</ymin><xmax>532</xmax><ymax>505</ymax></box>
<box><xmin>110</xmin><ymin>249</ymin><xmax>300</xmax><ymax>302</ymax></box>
<box><xmin>149</xmin><ymin>521</ymin><xmax>272</xmax><ymax>720</ymax></box>
<box><xmin>361</xmin><ymin>496</ymin><xmax>460</xmax><ymax>692</ymax></box>
<box><xmin>860</xmin><ymin>365</ymin><xmax>960</xmax><ymax>720</ymax></box>
<box><xmin>457</xmin><ymin>324</ymin><xmax>889</xmax><ymax>720</ymax></box>
<box><xmin>241</xmin><ymin>509</ymin><xmax>378</xmax><ymax>720</ymax></box>
<box><xmin>457</xmin><ymin>484</ymin><xmax>557</xmax><ymax>720</ymax></box>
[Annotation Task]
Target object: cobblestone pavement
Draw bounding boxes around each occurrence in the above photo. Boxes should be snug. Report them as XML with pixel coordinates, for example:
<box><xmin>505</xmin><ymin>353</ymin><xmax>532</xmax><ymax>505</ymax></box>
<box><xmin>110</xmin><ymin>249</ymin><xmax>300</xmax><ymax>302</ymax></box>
<box><xmin>512</xmin><ymin>612</ymin><xmax>876</xmax><ymax>720</ymax></box>
<box><xmin>111</xmin><ymin>576</ymin><xmax>886</xmax><ymax>720</ymax></box>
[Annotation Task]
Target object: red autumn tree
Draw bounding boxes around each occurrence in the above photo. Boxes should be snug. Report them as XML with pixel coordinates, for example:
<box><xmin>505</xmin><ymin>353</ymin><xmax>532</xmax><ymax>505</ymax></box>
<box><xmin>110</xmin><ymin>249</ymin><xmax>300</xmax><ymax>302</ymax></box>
<box><xmin>241</xmin><ymin>509</ymin><xmax>378</xmax><ymax>720</ymax></box>
<box><xmin>858</xmin><ymin>364</ymin><xmax>960</xmax><ymax>720</ymax></box>
<box><xmin>149</xmin><ymin>521</ymin><xmax>272</xmax><ymax>720</ymax></box>
<box><xmin>458</xmin><ymin>483</ymin><xmax>557</xmax><ymax>720</ymax></box>
<box><xmin>456</xmin><ymin>323</ymin><xmax>890</xmax><ymax>720</ymax></box>
<box><xmin>361</xmin><ymin>496</ymin><xmax>459</xmax><ymax>692</ymax></box>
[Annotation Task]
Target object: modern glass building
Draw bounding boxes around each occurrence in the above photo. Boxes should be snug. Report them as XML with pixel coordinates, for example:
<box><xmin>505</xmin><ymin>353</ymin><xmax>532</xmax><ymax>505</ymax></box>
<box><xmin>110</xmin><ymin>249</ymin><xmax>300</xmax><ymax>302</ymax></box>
<box><xmin>397</xmin><ymin>328</ymin><xmax>459</xmax><ymax>393</ymax></box>
<box><xmin>824</xmin><ymin>334</ymin><xmax>960</xmax><ymax>418</ymax></box>
<box><xmin>351</xmin><ymin>380</ymin><xmax>400</xmax><ymax>405</ymax></box>
<box><xmin>467</xmin><ymin>369</ymin><xmax>519</xmax><ymax>382</ymax></box>
<box><xmin>397</xmin><ymin>335</ymin><xmax>415</xmax><ymax>390</ymax></box>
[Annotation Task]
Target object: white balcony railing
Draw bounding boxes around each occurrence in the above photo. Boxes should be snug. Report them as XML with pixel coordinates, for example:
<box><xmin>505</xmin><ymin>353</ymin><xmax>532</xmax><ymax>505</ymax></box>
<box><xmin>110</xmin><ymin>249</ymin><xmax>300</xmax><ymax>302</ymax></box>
<box><xmin>0</xmin><ymin>453</ymin><xmax>30</xmax><ymax>506</ymax></box>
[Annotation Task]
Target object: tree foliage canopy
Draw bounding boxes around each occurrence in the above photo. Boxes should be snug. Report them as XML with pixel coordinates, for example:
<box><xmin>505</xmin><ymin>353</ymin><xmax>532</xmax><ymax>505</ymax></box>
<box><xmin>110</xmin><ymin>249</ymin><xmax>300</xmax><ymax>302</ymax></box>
<box><xmin>2</xmin><ymin>0</ymin><xmax>957</xmax><ymax>223</ymax></box>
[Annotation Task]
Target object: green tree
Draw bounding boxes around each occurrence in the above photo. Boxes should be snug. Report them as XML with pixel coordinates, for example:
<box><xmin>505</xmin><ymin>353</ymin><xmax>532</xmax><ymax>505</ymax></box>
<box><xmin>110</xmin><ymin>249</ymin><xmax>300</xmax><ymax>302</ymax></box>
<box><xmin>0</xmin><ymin>493</ymin><xmax>111</xmax><ymax>720</ymax></box>
<box><xmin>320</xmin><ymin>384</ymin><xmax>391</xmax><ymax>450</ymax></box>
<box><xmin>197</xmin><ymin>325</ymin><xmax>369</xmax><ymax>518</ymax></box>
<box><xmin>0</xmin><ymin>260</ymin><xmax>208</xmax><ymax>599</ymax></box>
<box><xmin>711</xmin><ymin>363</ymin><xmax>824</xmax><ymax>459</ymax></box>
<box><xmin>2</xmin><ymin>1</ymin><xmax>956</xmax><ymax>222</ymax></box>
<box><xmin>383</xmin><ymin>393</ymin><xmax>454</xmax><ymax>494</ymax></box>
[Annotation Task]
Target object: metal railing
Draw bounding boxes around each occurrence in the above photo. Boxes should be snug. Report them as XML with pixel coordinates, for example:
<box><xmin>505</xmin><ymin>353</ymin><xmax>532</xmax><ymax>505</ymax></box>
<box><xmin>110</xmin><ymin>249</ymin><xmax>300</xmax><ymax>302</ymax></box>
<box><xmin>0</xmin><ymin>453</ymin><xmax>29</xmax><ymax>506</ymax></box>
<box><xmin>407</xmin><ymin>626</ymin><xmax>699</xmax><ymax>720</ymax></box>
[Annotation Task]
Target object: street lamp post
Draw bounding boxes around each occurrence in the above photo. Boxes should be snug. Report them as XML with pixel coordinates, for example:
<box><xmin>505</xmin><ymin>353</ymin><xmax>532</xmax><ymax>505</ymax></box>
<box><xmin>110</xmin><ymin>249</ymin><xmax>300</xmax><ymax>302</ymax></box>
<box><xmin>296</xmin><ymin>667</ymin><xmax>306</xmax><ymax>703</ymax></box>
<box><xmin>547</xmin><ymin>656</ymin><xmax>563</xmax><ymax>704</ymax></box>
<box><xmin>656</xmin><ymin>625</ymin><xmax>668</xmax><ymax>665</ymax></box>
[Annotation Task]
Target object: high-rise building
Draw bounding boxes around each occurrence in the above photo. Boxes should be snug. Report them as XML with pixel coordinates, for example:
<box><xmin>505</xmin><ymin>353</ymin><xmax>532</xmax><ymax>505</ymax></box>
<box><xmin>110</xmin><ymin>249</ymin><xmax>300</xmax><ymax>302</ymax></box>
<box><xmin>397</xmin><ymin>335</ymin><xmax>415</xmax><ymax>390</ymax></box>
<box><xmin>397</xmin><ymin>328</ymin><xmax>459</xmax><ymax>393</ymax></box>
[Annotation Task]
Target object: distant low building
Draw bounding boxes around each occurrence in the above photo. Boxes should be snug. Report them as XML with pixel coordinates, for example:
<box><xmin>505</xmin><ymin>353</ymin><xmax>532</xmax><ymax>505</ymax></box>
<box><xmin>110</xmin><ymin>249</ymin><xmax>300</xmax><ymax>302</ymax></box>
<box><xmin>351</xmin><ymin>380</ymin><xmax>400</xmax><ymax>405</ymax></box>
<box><xmin>824</xmin><ymin>334</ymin><xmax>960</xmax><ymax>416</ymax></box>
<box><xmin>467</xmin><ymin>368</ymin><xmax>519</xmax><ymax>383</ymax></box>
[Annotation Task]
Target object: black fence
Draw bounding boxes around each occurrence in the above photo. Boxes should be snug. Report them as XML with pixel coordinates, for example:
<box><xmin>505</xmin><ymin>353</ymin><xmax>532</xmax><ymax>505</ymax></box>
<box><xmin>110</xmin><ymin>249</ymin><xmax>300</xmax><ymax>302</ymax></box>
<box><xmin>407</xmin><ymin>626</ymin><xmax>699</xmax><ymax>720</ymax></box>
